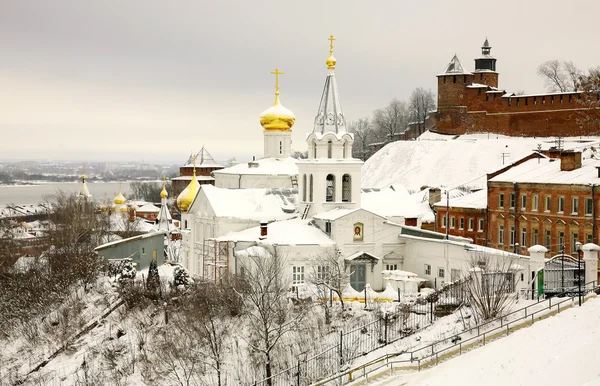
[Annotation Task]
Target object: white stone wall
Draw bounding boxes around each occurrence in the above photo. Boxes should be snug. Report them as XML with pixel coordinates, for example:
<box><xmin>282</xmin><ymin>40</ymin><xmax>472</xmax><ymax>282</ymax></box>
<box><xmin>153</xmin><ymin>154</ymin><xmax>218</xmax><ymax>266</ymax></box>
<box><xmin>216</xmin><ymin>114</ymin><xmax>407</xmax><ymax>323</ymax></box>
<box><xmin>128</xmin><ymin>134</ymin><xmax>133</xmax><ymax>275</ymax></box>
<box><xmin>215</xmin><ymin>173</ymin><xmax>293</xmax><ymax>189</ymax></box>
<box><xmin>263</xmin><ymin>130</ymin><xmax>292</xmax><ymax>159</ymax></box>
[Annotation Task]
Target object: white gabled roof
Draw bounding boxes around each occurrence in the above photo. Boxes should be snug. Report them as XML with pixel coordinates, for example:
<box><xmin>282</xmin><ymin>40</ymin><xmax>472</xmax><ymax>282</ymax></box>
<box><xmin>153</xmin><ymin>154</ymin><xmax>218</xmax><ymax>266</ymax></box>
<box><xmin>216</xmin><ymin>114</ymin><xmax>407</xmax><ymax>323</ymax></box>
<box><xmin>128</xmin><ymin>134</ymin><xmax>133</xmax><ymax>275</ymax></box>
<box><xmin>313</xmin><ymin>207</ymin><xmax>386</xmax><ymax>221</ymax></box>
<box><xmin>137</xmin><ymin>203</ymin><xmax>160</xmax><ymax>213</ymax></box>
<box><xmin>361</xmin><ymin>186</ymin><xmax>422</xmax><ymax>218</ymax></box>
<box><xmin>213</xmin><ymin>157</ymin><xmax>298</xmax><ymax>176</ymax></box>
<box><xmin>201</xmin><ymin>184</ymin><xmax>298</xmax><ymax>221</ymax></box>
<box><xmin>218</xmin><ymin>218</ymin><xmax>335</xmax><ymax>246</ymax></box>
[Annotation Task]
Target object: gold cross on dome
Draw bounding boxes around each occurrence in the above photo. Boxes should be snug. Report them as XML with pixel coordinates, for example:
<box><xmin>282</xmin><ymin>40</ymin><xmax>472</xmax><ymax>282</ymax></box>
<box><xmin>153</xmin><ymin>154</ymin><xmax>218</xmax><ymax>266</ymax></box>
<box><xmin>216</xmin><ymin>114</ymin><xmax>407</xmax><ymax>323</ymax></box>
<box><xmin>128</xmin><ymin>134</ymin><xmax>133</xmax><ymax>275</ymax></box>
<box><xmin>328</xmin><ymin>35</ymin><xmax>335</xmax><ymax>54</ymax></box>
<box><xmin>270</xmin><ymin>68</ymin><xmax>283</xmax><ymax>94</ymax></box>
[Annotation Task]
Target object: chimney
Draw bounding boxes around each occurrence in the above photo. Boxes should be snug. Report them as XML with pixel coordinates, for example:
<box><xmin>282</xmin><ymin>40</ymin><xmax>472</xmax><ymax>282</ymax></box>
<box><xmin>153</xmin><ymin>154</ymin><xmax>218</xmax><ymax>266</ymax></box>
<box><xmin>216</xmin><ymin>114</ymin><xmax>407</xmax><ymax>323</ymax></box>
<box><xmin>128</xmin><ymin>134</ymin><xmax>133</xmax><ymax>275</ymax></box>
<box><xmin>428</xmin><ymin>187</ymin><xmax>442</xmax><ymax>206</ymax></box>
<box><xmin>559</xmin><ymin>150</ymin><xmax>582</xmax><ymax>171</ymax></box>
<box><xmin>259</xmin><ymin>221</ymin><xmax>268</xmax><ymax>240</ymax></box>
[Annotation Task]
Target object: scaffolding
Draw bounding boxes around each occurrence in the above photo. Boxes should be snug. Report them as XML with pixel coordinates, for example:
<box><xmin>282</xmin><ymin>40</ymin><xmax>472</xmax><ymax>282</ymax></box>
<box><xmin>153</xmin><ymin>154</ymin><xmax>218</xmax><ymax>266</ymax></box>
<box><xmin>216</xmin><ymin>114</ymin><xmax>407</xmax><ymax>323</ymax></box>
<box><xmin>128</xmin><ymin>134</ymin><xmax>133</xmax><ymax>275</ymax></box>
<box><xmin>202</xmin><ymin>239</ymin><xmax>230</xmax><ymax>282</ymax></box>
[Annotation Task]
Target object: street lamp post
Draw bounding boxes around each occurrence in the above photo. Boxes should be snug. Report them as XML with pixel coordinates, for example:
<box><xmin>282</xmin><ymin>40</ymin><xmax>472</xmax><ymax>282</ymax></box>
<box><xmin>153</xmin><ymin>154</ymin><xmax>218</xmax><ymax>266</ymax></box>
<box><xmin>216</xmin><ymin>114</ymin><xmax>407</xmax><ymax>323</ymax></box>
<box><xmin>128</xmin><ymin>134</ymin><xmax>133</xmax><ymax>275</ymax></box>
<box><xmin>576</xmin><ymin>241</ymin><xmax>583</xmax><ymax>306</ymax></box>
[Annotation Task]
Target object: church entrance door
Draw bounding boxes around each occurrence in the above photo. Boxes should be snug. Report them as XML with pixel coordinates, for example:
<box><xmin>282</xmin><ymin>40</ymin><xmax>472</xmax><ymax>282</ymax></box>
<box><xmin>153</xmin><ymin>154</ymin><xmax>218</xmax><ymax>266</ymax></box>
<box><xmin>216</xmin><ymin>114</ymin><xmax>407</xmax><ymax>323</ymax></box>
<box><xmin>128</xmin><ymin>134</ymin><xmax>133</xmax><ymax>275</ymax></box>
<box><xmin>350</xmin><ymin>264</ymin><xmax>366</xmax><ymax>292</ymax></box>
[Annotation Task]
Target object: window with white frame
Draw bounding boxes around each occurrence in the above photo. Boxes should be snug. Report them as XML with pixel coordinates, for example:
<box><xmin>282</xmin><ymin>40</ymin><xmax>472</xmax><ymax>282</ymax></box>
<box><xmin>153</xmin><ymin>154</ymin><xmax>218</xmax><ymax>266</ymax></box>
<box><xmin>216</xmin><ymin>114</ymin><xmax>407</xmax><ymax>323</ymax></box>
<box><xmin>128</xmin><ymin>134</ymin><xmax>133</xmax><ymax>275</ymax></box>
<box><xmin>585</xmin><ymin>198</ymin><xmax>593</xmax><ymax>215</ymax></box>
<box><xmin>459</xmin><ymin>218</ymin><xmax>465</xmax><ymax>230</ymax></box>
<box><xmin>442</xmin><ymin>215</ymin><xmax>447</xmax><ymax>228</ymax></box>
<box><xmin>533</xmin><ymin>228</ymin><xmax>539</xmax><ymax>245</ymax></box>
<box><xmin>450</xmin><ymin>217</ymin><xmax>455</xmax><ymax>229</ymax></box>
<box><xmin>478</xmin><ymin>218</ymin><xmax>484</xmax><ymax>232</ymax></box>
<box><xmin>438</xmin><ymin>267</ymin><xmax>445</xmax><ymax>278</ymax></box>
<box><xmin>499</xmin><ymin>193</ymin><xmax>505</xmax><ymax>208</ymax></box>
<box><xmin>510</xmin><ymin>226</ymin><xmax>516</xmax><ymax>246</ymax></box>
<box><xmin>521</xmin><ymin>194</ymin><xmax>527</xmax><ymax>210</ymax></box>
<box><xmin>545</xmin><ymin>195</ymin><xmax>552</xmax><ymax>212</ymax></box>
<box><xmin>510</xmin><ymin>193</ymin><xmax>516</xmax><ymax>208</ymax></box>
<box><xmin>425</xmin><ymin>264</ymin><xmax>431</xmax><ymax>275</ymax></box>
<box><xmin>292</xmin><ymin>266</ymin><xmax>305</xmax><ymax>286</ymax></box>
<box><xmin>386</xmin><ymin>264</ymin><xmax>398</xmax><ymax>271</ymax></box>
<box><xmin>572</xmin><ymin>197</ymin><xmax>579</xmax><ymax>214</ymax></box>
<box><xmin>558</xmin><ymin>231</ymin><xmax>565</xmax><ymax>248</ymax></box>
<box><xmin>499</xmin><ymin>225</ymin><xmax>505</xmax><ymax>245</ymax></box>
<box><xmin>451</xmin><ymin>269</ymin><xmax>461</xmax><ymax>282</ymax></box>
<box><xmin>532</xmin><ymin>194</ymin><xmax>538</xmax><ymax>211</ymax></box>
<box><xmin>468</xmin><ymin>218</ymin><xmax>474</xmax><ymax>231</ymax></box>
<box><xmin>572</xmin><ymin>233</ymin><xmax>579</xmax><ymax>252</ymax></box>
<box><xmin>558</xmin><ymin>196</ymin><xmax>565</xmax><ymax>213</ymax></box>
<box><xmin>521</xmin><ymin>227</ymin><xmax>527</xmax><ymax>247</ymax></box>
<box><xmin>545</xmin><ymin>230</ymin><xmax>551</xmax><ymax>249</ymax></box>
<box><xmin>317</xmin><ymin>266</ymin><xmax>329</xmax><ymax>282</ymax></box>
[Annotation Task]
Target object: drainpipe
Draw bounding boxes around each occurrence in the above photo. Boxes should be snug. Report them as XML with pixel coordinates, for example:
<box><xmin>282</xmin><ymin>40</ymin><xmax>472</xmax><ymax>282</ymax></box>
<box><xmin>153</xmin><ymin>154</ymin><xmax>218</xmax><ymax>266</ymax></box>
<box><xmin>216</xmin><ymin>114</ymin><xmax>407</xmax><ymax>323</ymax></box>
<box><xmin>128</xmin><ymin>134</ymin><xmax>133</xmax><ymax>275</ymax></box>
<box><xmin>445</xmin><ymin>190</ymin><xmax>449</xmax><ymax>240</ymax></box>
<box><xmin>514</xmin><ymin>183</ymin><xmax>519</xmax><ymax>253</ymax></box>
<box><xmin>484</xmin><ymin>207</ymin><xmax>489</xmax><ymax>246</ymax></box>
<box><xmin>593</xmin><ymin>184</ymin><xmax>597</xmax><ymax>244</ymax></box>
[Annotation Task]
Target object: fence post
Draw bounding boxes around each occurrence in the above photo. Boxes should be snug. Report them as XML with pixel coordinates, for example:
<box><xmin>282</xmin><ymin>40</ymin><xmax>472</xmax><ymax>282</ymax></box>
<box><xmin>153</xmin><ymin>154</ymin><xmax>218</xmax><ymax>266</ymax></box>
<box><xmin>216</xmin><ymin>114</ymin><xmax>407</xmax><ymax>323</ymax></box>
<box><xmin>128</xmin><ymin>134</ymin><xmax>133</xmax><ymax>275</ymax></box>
<box><xmin>384</xmin><ymin>313</ymin><xmax>389</xmax><ymax>345</ymax></box>
<box><xmin>339</xmin><ymin>330</ymin><xmax>343</xmax><ymax>367</ymax></box>
<box><xmin>430</xmin><ymin>301</ymin><xmax>434</xmax><ymax>324</ymax></box>
<box><xmin>297</xmin><ymin>360</ymin><xmax>300</xmax><ymax>386</ymax></box>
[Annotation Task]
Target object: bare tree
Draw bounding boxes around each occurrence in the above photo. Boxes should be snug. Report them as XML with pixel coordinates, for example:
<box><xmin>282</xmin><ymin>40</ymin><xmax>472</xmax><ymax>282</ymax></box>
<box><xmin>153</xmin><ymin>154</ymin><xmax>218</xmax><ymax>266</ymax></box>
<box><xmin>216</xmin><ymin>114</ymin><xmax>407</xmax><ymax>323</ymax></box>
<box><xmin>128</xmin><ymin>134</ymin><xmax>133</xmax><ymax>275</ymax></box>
<box><xmin>575</xmin><ymin>66</ymin><xmax>600</xmax><ymax>135</ymax></box>
<box><xmin>537</xmin><ymin>60</ymin><xmax>582</xmax><ymax>93</ymax></box>
<box><xmin>236</xmin><ymin>246</ymin><xmax>305</xmax><ymax>384</ymax></box>
<box><xmin>306</xmin><ymin>247</ymin><xmax>350</xmax><ymax>323</ymax></box>
<box><xmin>130</xmin><ymin>181</ymin><xmax>172</xmax><ymax>203</ymax></box>
<box><xmin>372</xmin><ymin>98</ymin><xmax>409</xmax><ymax>143</ymax></box>
<box><xmin>348</xmin><ymin>118</ymin><xmax>372</xmax><ymax>161</ymax></box>
<box><xmin>464</xmin><ymin>253</ymin><xmax>519</xmax><ymax>323</ymax></box>
<box><xmin>409</xmin><ymin>87</ymin><xmax>436</xmax><ymax>136</ymax></box>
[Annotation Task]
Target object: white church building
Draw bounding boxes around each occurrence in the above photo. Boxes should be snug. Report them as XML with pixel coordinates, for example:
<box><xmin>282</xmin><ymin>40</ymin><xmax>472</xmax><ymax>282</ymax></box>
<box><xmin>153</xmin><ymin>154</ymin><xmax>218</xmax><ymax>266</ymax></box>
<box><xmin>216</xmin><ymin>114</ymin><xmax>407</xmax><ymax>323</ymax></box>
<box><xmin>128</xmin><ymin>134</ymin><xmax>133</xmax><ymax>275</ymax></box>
<box><xmin>176</xmin><ymin>37</ymin><xmax>600</xmax><ymax>297</ymax></box>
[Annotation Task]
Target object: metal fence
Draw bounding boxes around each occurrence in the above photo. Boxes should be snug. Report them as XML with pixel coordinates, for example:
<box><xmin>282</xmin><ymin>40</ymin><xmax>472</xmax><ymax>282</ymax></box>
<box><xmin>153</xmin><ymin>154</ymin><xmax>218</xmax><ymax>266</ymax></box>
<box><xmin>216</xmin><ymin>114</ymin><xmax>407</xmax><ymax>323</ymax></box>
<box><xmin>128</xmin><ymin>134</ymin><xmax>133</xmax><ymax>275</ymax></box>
<box><xmin>254</xmin><ymin>281</ymin><xmax>470</xmax><ymax>386</ymax></box>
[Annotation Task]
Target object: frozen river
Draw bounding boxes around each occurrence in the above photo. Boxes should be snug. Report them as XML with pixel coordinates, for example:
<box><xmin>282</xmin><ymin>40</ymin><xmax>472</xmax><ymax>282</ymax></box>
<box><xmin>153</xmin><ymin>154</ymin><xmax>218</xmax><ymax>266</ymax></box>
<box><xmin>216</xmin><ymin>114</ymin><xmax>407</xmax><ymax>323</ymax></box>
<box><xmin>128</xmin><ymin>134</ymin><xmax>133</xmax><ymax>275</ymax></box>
<box><xmin>0</xmin><ymin>182</ymin><xmax>135</xmax><ymax>205</ymax></box>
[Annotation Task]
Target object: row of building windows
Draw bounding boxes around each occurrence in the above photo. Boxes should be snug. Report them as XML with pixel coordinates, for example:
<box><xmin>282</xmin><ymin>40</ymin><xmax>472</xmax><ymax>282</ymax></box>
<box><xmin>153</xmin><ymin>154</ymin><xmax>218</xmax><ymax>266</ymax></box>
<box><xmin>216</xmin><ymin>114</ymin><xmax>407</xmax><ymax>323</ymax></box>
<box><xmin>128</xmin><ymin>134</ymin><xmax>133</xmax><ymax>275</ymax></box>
<box><xmin>301</xmin><ymin>173</ymin><xmax>352</xmax><ymax>203</ymax></box>
<box><xmin>442</xmin><ymin>215</ymin><xmax>484</xmax><ymax>232</ymax></box>
<box><xmin>497</xmin><ymin>225</ymin><xmax>592</xmax><ymax>252</ymax></box>
<box><xmin>497</xmin><ymin>192</ymin><xmax>594</xmax><ymax>215</ymax></box>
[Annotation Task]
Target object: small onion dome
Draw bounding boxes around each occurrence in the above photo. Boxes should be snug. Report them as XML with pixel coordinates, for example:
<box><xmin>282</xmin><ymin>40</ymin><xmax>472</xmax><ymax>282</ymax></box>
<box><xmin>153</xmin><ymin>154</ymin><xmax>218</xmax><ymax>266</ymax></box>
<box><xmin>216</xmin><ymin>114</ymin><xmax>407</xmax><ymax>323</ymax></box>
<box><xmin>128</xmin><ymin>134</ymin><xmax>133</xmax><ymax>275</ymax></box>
<box><xmin>160</xmin><ymin>185</ymin><xmax>168</xmax><ymax>199</ymax></box>
<box><xmin>114</xmin><ymin>192</ymin><xmax>126</xmax><ymax>205</ymax></box>
<box><xmin>260</xmin><ymin>98</ymin><xmax>295</xmax><ymax>131</ymax></box>
<box><xmin>326</xmin><ymin>53</ymin><xmax>336</xmax><ymax>70</ymax></box>
<box><xmin>120</xmin><ymin>205</ymin><xmax>128</xmax><ymax>213</ymax></box>
<box><xmin>177</xmin><ymin>174</ymin><xmax>200</xmax><ymax>212</ymax></box>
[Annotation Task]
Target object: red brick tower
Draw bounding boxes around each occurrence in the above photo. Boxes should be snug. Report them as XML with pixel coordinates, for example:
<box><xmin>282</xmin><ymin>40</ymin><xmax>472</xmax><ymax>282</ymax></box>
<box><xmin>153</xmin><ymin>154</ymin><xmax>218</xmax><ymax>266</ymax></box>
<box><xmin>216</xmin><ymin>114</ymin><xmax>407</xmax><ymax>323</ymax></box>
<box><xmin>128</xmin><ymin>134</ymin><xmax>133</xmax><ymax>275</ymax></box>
<box><xmin>436</xmin><ymin>54</ymin><xmax>472</xmax><ymax>134</ymax></box>
<box><xmin>473</xmin><ymin>38</ymin><xmax>499</xmax><ymax>88</ymax></box>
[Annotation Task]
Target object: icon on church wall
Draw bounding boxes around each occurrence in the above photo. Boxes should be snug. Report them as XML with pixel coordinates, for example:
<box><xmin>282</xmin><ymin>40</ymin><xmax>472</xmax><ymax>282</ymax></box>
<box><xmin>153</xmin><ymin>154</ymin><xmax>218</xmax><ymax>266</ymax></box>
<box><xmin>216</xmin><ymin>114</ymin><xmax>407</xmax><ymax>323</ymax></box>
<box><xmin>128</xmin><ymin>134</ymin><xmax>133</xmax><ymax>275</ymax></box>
<box><xmin>353</xmin><ymin>222</ymin><xmax>364</xmax><ymax>241</ymax></box>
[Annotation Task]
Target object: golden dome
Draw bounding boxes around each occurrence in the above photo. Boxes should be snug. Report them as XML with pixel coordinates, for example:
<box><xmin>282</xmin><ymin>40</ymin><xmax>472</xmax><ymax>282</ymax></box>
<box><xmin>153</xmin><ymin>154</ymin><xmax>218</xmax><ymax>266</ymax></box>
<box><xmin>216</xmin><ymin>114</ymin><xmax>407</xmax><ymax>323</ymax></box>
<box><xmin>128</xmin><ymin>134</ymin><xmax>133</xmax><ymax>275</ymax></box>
<box><xmin>120</xmin><ymin>205</ymin><xmax>128</xmax><ymax>213</ymax></box>
<box><xmin>326</xmin><ymin>35</ymin><xmax>336</xmax><ymax>70</ymax></box>
<box><xmin>114</xmin><ymin>192</ymin><xmax>126</xmax><ymax>205</ymax></box>
<box><xmin>177</xmin><ymin>173</ymin><xmax>200</xmax><ymax>212</ymax></box>
<box><xmin>259</xmin><ymin>67</ymin><xmax>295</xmax><ymax>131</ymax></box>
<box><xmin>160</xmin><ymin>185</ymin><xmax>168</xmax><ymax>199</ymax></box>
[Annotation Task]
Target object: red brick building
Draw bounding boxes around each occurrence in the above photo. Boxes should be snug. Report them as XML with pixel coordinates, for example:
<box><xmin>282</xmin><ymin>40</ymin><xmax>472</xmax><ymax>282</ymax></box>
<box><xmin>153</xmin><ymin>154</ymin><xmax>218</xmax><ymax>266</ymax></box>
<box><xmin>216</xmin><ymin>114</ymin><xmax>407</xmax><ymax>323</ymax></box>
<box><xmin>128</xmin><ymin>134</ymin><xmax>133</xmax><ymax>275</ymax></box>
<box><xmin>434</xmin><ymin>189</ymin><xmax>488</xmax><ymax>246</ymax></box>
<box><xmin>435</xmin><ymin>39</ymin><xmax>599</xmax><ymax>137</ymax></box>
<box><xmin>487</xmin><ymin>150</ymin><xmax>600</xmax><ymax>256</ymax></box>
<box><xmin>171</xmin><ymin>147</ymin><xmax>224</xmax><ymax>197</ymax></box>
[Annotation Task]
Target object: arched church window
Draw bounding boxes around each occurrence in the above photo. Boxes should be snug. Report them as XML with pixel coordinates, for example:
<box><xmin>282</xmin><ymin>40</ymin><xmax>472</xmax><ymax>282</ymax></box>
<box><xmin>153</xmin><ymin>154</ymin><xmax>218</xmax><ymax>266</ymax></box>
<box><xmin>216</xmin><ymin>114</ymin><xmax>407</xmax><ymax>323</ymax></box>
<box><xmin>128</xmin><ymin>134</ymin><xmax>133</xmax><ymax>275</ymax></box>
<box><xmin>327</xmin><ymin>140</ymin><xmax>332</xmax><ymax>159</ymax></box>
<box><xmin>342</xmin><ymin>174</ymin><xmax>351</xmax><ymax>202</ymax></box>
<box><xmin>326</xmin><ymin>174</ymin><xmax>336</xmax><ymax>202</ymax></box>
<box><xmin>302</xmin><ymin>174</ymin><xmax>307</xmax><ymax>202</ymax></box>
<box><xmin>309</xmin><ymin>174</ymin><xmax>314</xmax><ymax>202</ymax></box>
<box><xmin>343</xmin><ymin>141</ymin><xmax>347</xmax><ymax>158</ymax></box>
<box><xmin>313</xmin><ymin>141</ymin><xmax>317</xmax><ymax>158</ymax></box>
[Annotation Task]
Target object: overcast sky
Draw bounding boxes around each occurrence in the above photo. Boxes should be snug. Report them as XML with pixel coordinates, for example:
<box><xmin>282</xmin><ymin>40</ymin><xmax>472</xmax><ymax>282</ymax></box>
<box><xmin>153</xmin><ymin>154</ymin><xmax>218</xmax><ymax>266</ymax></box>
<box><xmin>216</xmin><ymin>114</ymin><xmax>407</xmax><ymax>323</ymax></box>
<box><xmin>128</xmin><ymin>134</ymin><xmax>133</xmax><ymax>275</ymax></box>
<box><xmin>1</xmin><ymin>0</ymin><xmax>599</xmax><ymax>164</ymax></box>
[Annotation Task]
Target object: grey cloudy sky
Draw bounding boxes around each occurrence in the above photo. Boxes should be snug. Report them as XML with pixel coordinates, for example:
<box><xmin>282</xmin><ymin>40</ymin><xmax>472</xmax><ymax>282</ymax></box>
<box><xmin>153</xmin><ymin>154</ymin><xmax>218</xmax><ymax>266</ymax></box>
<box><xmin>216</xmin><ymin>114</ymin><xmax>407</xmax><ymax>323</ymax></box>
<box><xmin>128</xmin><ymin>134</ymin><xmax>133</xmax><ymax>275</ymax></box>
<box><xmin>1</xmin><ymin>0</ymin><xmax>599</xmax><ymax>164</ymax></box>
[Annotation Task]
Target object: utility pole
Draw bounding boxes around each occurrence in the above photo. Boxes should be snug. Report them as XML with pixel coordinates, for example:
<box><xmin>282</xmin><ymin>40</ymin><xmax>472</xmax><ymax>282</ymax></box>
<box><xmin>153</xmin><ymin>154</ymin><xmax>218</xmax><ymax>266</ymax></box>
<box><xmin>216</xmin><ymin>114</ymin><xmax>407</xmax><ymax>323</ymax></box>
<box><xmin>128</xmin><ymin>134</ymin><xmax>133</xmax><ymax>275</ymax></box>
<box><xmin>501</xmin><ymin>153</ymin><xmax>510</xmax><ymax>165</ymax></box>
<box><xmin>445</xmin><ymin>190</ymin><xmax>450</xmax><ymax>240</ymax></box>
<box><xmin>576</xmin><ymin>241</ymin><xmax>582</xmax><ymax>306</ymax></box>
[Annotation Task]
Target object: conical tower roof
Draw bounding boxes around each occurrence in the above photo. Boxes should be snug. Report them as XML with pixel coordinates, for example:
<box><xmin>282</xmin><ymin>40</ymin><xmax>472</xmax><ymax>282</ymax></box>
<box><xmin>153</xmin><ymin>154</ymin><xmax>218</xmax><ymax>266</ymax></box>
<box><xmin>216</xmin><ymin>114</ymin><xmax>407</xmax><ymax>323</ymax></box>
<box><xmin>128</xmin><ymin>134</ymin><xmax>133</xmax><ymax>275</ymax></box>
<box><xmin>443</xmin><ymin>54</ymin><xmax>468</xmax><ymax>74</ymax></box>
<box><xmin>313</xmin><ymin>35</ymin><xmax>346</xmax><ymax>135</ymax></box>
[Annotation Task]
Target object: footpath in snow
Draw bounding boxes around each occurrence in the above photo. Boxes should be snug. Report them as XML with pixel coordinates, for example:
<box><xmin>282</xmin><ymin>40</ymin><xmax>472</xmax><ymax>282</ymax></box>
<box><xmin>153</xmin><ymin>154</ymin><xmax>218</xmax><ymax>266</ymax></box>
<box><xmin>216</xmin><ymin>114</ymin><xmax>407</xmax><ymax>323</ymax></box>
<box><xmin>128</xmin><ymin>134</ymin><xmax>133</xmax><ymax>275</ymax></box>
<box><xmin>387</xmin><ymin>297</ymin><xmax>600</xmax><ymax>386</ymax></box>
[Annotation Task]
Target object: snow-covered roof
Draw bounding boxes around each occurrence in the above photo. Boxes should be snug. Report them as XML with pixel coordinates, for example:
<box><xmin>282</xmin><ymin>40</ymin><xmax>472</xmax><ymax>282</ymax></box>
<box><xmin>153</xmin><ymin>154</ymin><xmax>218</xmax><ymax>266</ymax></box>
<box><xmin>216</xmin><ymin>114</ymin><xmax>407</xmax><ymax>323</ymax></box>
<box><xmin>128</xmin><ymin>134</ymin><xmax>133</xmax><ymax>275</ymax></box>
<box><xmin>200</xmin><ymin>184</ymin><xmax>297</xmax><ymax>221</ymax></box>
<box><xmin>218</xmin><ymin>218</ymin><xmax>335</xmax><ymax>246</ymax></box>
<box><xmin>171</xmin><ymin>175</ymin><xmax>215</xmax><ymax>181</ymax></box>
<box><xmin>345</xmin><ymin>250</ymin><xmax>380</xmax><ymax>261</ymax></box>
<box><xmin>382</xmin><ymin>269</ymin><xmax>427</xmax><ymax>282</ymax></box>
<box><xmin>433</xmin><ymin>188</ymin><xmax>488</xmax><ymax>210</ymax></box>
<box><xmin>182</xmin><ymin>146</ymin><xmax>223</xmax><ymax>168</ymax></box>
<box><xmin>440</xmin><ymin>54</ymin><xmax>469</xmax><ymax>75</ymax></box>
<box><xmin>489</xmin><ymin>156</ymin><xmax>600</xmax><ymax>185</ymax></box>
<box><xmin>313</xmin><ymin>207</ymin><xmax>386</xmax><ymax>221</ymax></box>
<box><xmin>95</xmin><ymin>230</ymin><xmax>166</xmax><ymax>251</ymax></box>
<box><xmin>212</xmin><ymin>157</ymin><xmax>298</xmax><ymax>176</ymax></box>
<box><xmin>361</xmin><ymin>186</ymin><xmax>422</xmax><ymax>218</ymax></box>
<box><xmin>136</xmin><ymin>203</ymin><xmax>160</xmax><ymax>213</ymax></box>
<box><xmin>362</xmin><ymin>133</ymin><xmax>600</xmax><ymax>192</ymax></box>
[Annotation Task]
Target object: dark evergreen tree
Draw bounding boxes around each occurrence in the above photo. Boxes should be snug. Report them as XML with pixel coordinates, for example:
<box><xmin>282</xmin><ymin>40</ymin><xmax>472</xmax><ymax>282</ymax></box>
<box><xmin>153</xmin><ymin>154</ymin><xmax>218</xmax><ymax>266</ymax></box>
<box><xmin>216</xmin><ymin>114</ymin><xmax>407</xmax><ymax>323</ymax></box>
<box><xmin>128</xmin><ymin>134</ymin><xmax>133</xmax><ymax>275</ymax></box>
<box><xmin>146</xmin><ymin>258</ymin><xmax>160</xmax><ymax>292</ymax></box>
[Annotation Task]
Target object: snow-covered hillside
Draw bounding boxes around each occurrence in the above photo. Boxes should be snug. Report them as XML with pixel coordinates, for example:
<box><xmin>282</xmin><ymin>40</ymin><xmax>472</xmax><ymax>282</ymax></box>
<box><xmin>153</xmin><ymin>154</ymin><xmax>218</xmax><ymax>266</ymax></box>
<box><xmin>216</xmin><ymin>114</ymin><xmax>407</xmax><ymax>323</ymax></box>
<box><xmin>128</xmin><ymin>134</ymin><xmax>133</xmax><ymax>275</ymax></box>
<box><xmin>389</xmin><ymin>297</ymin><xmax>600</xmax><ymax>386</ymax></box>
<box><xmin>362</xmin><ymin>133</ymin><xmax>600</xmax><ymax>191</ymax></box>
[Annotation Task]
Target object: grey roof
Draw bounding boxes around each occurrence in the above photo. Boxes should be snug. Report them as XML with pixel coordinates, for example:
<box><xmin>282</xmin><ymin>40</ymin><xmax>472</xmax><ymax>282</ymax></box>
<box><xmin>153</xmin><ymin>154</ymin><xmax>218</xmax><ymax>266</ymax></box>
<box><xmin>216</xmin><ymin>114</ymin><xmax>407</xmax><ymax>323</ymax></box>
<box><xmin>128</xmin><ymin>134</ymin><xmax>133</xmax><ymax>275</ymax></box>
<box><xmin>313</xmin><ymin>73</ymin><xmax>347</xmax><ymax>134</ymax></box>
<box><xmin>443</xmin><ymin>54</ymin><xmax>467</xmax><ymax>74</ymax></box>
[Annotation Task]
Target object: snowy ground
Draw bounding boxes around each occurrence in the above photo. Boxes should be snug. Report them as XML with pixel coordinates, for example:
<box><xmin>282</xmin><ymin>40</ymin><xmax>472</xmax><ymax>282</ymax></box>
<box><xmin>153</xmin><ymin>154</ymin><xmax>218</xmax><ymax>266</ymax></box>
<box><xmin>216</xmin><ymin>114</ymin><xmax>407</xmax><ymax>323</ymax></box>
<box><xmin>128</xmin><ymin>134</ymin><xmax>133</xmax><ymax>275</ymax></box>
<box><xmin>379</xmin><ymin>297</ymin><xmax>600</xmax><ymax>386</ymax></box>
<box><xmin>362</xmin><ymin>133</ymin><xmax>600</xmax><ymax>191</ymax></box>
